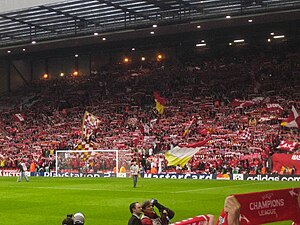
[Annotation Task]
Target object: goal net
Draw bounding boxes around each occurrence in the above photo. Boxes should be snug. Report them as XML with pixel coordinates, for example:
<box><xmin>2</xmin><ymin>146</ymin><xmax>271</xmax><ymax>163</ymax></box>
<box><xmin>55</xmin><ymin>149</ymin><xmax>132</xmax><ymax>177</ymax></box>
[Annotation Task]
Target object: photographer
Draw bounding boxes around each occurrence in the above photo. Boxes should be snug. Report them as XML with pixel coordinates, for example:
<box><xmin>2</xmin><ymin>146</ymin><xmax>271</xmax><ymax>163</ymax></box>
<box><xmin>141</xmin><ymin>199</ymin><xmax>175</xmax><ymax>225</ymax></box>
<box><xmin>61</xmin><ymin>212</ymin><xmax>85</xmax><ymax>225</ymax></box>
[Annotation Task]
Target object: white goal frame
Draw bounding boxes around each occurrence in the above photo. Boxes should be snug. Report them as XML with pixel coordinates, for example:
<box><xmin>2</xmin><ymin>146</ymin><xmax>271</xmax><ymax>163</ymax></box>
<box><xmin>55</xmin><ymin>149</ymin><xmax>119</xmax><ymax>177</ymax></box>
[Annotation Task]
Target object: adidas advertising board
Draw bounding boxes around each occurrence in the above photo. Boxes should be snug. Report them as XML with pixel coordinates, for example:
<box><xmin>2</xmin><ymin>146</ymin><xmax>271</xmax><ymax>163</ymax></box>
<box><xmin>245</xmin><ymin>174</ymin><xmax>300</xmax><ymax>181</ymax></box>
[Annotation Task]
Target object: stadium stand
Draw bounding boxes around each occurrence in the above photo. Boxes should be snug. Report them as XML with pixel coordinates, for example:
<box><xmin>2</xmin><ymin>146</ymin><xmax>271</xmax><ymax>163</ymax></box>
<box><xmin>0</xmin><ymin>46</ymin><xmax>299</xmax><ymax>175</ymax></box>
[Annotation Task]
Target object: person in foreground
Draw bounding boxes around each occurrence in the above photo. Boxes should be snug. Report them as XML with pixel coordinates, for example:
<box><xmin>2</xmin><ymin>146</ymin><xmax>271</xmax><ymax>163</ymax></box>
<box><xmin>223</xmin><ymin>196</ymin><xmax>241</xmax><ymax>225</ymax></box>
<box><xmin>141</xmin><ymin>199</ymin><xmax>175</xmax><ymax>225</ymax></box>
<box><xmin>128</xmin><ymin>202</ymin><xmax>143</xmax><ymax>225</ymax></box>
<box><xmin>216</xmin><ymin>195</ymin><xmax>241</xmax><ymax>225</ymax></box>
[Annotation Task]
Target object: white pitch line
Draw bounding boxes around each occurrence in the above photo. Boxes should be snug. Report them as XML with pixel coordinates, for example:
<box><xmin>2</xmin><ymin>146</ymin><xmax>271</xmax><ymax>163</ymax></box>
<box><xmin>8</xmin><ymin>185</ymin><xmax>168</xmax><ymax>193</ymax></box>
<box><xmin>9</xmin><ymin>182</ymin><xmax>263</xmax><ymax>194</ymax></box>
<box><xmin>172</xmin><ymin>182</ymin><xmax>263</xmax><ymax>194</ymax></box>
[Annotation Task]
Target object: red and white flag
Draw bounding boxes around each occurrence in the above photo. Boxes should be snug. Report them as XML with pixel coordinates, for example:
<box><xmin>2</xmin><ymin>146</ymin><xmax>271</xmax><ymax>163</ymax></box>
<box><xmin>240</xmin><ymin>128</ymin><xmax>251</xmax><ymax>140</ymax></box>
<box><xmin>13</xmin><ymin>113</ymin><xmax>25</xmax><ymax>122</ymax></box>
<box><xmin>140</xmin><ymin>122</ymin><xmax>150</xmax><ymax>134</ymax></box>
<box><xmin>81</xmin><ymin>111</ymin><xmax>100</xmax><ymax>141</ymax></box>
<box><xmin>171</xmin><ymin>214</ymin><xmax>212</xmax><ymax>225</ymax></box>
<box><xmin>150</xmin><ymin>118</ymin><xmax>158</xmax><ymax>129</ymax></box>
<box><xmin>281</xmin><ymin>106</ymin><xmax>300</xmax><ymax>128</ymax></box>
<box><xmin>276</xmin><ymin>140</ymin><xmax>298</xmax><ymax>151</ymax></box>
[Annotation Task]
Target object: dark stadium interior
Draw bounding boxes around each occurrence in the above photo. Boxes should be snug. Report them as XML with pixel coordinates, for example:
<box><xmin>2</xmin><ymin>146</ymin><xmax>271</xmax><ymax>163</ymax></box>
<box><xmin>0</xmin><ymin>0</ymin><xmax>299</xmax><ymax>58</ymax></box>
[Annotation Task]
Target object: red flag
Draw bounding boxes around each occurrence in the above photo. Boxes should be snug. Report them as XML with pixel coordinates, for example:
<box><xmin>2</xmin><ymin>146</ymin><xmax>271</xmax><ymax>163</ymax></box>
<box><xmin>153</xmin><ymin>92</ymin><xmax>167</xmax><ymax>114</ymax></box>
<box><xmin>197</xmin><ymin>128</ymin><xmax>209</xmax><ymax>136</ymax></box>
<box><xmin>228</xmin><ymin>99</ymin><xmax>254</xmax><ymax>108</ymax></box>
<box><xmin>153</xmin><ymin>92</ymin><xmax>167</xmax><ymax>105</ymax></box>
<box><xmin>178</xmin><ymin>138</ymin><xmax>210</xmax><ymax>148</ymax></box>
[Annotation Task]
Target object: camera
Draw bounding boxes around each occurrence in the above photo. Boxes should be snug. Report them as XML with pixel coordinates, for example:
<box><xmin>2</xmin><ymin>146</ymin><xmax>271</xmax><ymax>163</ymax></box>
<box><xmin>149</xmin><ymin>199</ymin><xmax>175</xmax><ymax>221</ymax></box>
<box><xmin>150</xmin><ymin>198</ymin><xmax>165</xmax><ymax>212</ymax></box>
<box><xmin>150</xmin><ymin>198</ymin><xmax>158</xmax><ymax>206</ymax></box>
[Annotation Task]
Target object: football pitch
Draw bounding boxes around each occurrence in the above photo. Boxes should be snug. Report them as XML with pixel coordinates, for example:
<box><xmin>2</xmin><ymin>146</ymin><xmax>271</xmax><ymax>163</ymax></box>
<box><xmin>0</xmin><ymin>177</ymin><xmax>298</xmax><ymax>225</ymax></box>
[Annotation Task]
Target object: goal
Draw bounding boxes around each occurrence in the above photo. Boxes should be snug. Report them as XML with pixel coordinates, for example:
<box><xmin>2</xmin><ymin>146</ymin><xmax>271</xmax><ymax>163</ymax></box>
<box><xmin>55</xmin><ymin>149</ymin><xmax>131</xmax><ymax>177</ymax></box>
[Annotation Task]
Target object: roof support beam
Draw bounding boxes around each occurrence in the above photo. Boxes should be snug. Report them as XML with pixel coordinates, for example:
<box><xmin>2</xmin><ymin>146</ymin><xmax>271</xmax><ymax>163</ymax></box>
<box><xmin>96</xmin><ymin>0</ymin><xmax>150</xmax><ymax>20</ymax></box>
<box><xmin>144</xmin><ymin>0</ymin><xmax>172</xmax><ymax>10</ymax></box>
<box><xmin>39</xmin><ymin>5</ymin><xmax>89</xmax><ymax>24</ymax></box>
<box><xmin>0</xmin><ymin>14</ymin><xmax>57</xmax><ymax>35</ymax></box>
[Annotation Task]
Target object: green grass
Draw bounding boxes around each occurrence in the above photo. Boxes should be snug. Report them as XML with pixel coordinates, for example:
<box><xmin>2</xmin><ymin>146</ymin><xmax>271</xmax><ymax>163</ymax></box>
<box><xmin>0</xmin><ymin>177</ymin><xmax>299</xmax><ymax>225</ymax></box>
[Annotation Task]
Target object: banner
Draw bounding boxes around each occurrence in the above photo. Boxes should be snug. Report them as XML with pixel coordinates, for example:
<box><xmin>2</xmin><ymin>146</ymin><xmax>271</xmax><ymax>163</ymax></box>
<box><xmin>13</xmin><ymin>113</ymin><xmax>25</xmax><ymax>122</ymax></box>
<box><xmin>217</xmin><ymin>188</ymin><xmax>300</xmax><ymax>225</ymax></box>
<box><xmin>272</xmin><ymin>154</ymin><xmax>300</xmax><ymax>174</ymax></box>
<box><xmin>240</xmin><ymin>153</ymin><xmax>259</xmax><ymax>160</ymax></box>
<box><xmin>234</xmin><ymin>188</ymin><xmax>300</xmax><ymax>224</ymax></box>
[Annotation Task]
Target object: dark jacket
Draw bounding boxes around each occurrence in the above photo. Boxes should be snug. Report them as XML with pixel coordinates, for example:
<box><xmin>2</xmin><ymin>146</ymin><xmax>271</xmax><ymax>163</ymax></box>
<box><xmin>128</xmin><ymin>214</ymin><xmax>142</xmax><ymax>225</ymax></box>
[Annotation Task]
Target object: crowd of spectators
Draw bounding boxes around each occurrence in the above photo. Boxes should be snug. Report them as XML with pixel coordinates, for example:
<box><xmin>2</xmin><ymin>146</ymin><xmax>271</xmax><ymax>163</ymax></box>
<box><xmin>0</xmin><ymin>47</ymin><xmax>299</xmax><ymax>175</ymax></box>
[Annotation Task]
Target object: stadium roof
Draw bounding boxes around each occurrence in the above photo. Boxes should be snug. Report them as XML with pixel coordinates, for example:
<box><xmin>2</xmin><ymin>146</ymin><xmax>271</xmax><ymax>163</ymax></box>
<box><xmin>0</xmin><ymin>0</ymin><xmax>299</xmax><ymax>49</ymax></box>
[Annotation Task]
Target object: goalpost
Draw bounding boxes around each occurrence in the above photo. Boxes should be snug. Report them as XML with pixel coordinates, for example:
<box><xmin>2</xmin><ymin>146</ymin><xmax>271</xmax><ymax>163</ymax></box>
<box><xmin>55</xmin><ymin>149</ymin><xmax>130</xmax><ymax>177</ymax></box>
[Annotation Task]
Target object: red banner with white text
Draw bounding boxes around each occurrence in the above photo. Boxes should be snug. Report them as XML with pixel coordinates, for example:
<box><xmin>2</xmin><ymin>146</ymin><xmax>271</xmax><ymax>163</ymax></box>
<box><xmin>217</xmin><ymin>188</ymin><xmax>300</xmax><ymax>225</ymax></box>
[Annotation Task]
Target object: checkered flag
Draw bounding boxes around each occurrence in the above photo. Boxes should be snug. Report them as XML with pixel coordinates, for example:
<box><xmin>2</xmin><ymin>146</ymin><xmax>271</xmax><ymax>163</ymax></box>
<box><xmin>240</xmin><ymin>128</ymin><xmax>251</xmax><ymax>140</ymax></box>
<box><xmin>74</xmin><ymin>141</ymin><xmax>98</xmax><ymax>150</ymax></box>
<box><xmin>81</xmin><ymin>111</ymin><xmax>100</xmax><ymax>141</ymax></box>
